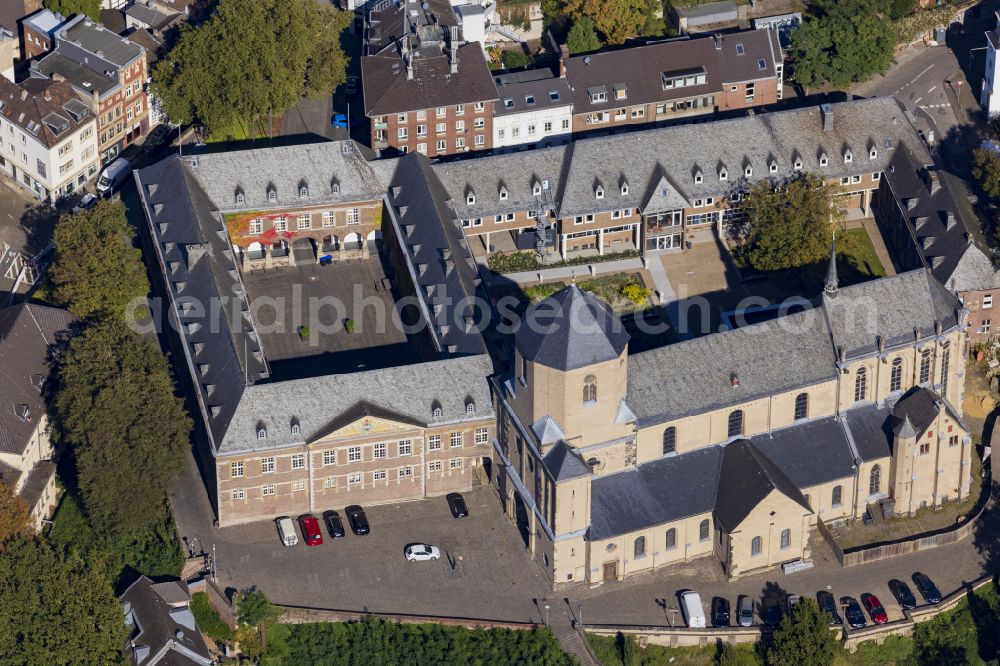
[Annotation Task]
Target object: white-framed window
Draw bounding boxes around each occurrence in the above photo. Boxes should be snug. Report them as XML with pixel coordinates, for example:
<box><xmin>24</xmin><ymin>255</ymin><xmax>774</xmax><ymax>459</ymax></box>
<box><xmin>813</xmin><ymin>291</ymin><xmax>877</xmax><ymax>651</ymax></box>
<box><xmin>261</xmin><ymin>457</ymin><xmax>275</xmax><ymax>474</ymax></box>
<box><xmin>397</xmin><ymin>113</ymin><xmax>407</xmax><ymax>123</ymax></box>
<box><xmin>851</xmin><ymin>175</ymin><xmax>861</xmax><ymax>184</ymax></box>
<box><xmin>872</xmin><ymin>171</ymin><xmax>881</xmax><ymax>181</ymax></box>
<box><xmin>397</xmin><ymin>127</ymin><xmax>408</xmax><ymax>139</ymax></box>
<box><xmin>456</xmin><ymin>137</ymin><xmax>466</xmax><ymax>149</ymax></box>
<box><xmin>561</xmin><ymin>119</ymin><xmax>570</xmax><ymax>130</ymax></box>
<box><xmin>291</xmin><ymin>453</ymin><xmax>305</xmax><ymax>469</ymax></box>
<box><xmin>417</xmin><ymin>143</ymin><xmax>427</xmax><ymax>154</ymax></box>
<box><xmin>262</xmin><ymin>484</ymin><xmax>276</xmax><ymax>496</ymax></box>
<box><xmin>348</xmin><ymin>446</ymin><xmax>361</xmax><ymax>462</ymax></box>
<box><xmin>322</xmin><ymin>211</ymin><xmax>335</xmax><ymax>227</ymax></box>
<box><xmin>373</xmin><ymin>442</ymin><xmax>387</xmax><ymax>459</ymax></box>
<box><xmin>348</xmin><ymin>472</ymin><xmax>362</xmax><ymax>486</ymax></box>
<box><xmin>450</xmin><ymin>432</ymin><xmax>463</xmax><ymax>448</ymax></box>
<box><xmin>231</xmin><ymin>461</ymin><xmax>244</xmax><ymax>478</ymax></box>
<box><xmin>475</xmin><ymin>428</ymin><xmax>488</xmax><ymax>444</ymax></box>
<box><xmin>428</xmin><ymin>435</ymin><xmax>442</xmax><ymax>451</ymax></box>
<box><xmin>474</xmin><ymin>101</ymin><xmax>485</xmax><ymax>111</ymax></box>
<box><xmin>428</xmin><ymin>460</ymin><xmax>443</xmax><ymax>472</ymax></box>
<box><xmin>474</xmin><ymin>134</ymin><xmax>485</xmax><ymax>146</ymax></box>
<box><xmin>399</xmin><ymin>465</ymin><xmax>413</xmax><ymax>478</ymax></box>
<box><xmin>347</xmin><ymin>208</ymin><xmax>360</xmax><ymax>224</ymax></box>
<box><xmin>474</xmin><ymin>117</ymin><xmax>485</xmax><ymax>129</ymax></box>
<box><xmin>231</xmin><ymin>488</ymin><xmax>246</xmax><ymax>501</ymax></box>
<box><xmin>455</xmin><ymin>104</ymin><xmax>464</xmax><ymax>115</ymax></box>
<box><xmin>292</xmin><ymin>480</ymin><xmax>305</xmax><ymax>492</ymax></box>
<box><xmin>631</xmin><ymin>107</ymin><xmax>644</xmax><ymax>118</ymax></box>
<box><xmin>373</xmin><ymin>469</ymin><xmax>387</xmax><ymax>481</ymax></box>
<box><xmin>323</xmin><ymin>476</ymin><xmax>336</xmax><ymax>488</ymax></box>
<box><xmin>449</xmin><ymin>457</ymin><xmax>463</xmax><ymax>470</ymax></box>
<box><xmin>417</xmin><ymin>124</ymin><xmax>427</xmax><ymax>137</ymax></box>
<box><xmin>436</xmin><ymin>107</ymin><xmax>447</xmax><ymax>117</ymax></box>
<box><xmin>985</xmin><ymin>294</ymin><xmax>994</xmax><ymax>309</ymax></box>
<box><xmin>455</xmin><ymin>120</ymin><xmax>465</xmax><ymax>132</ymax></box>
<box><xmin>323</xmin><ymin>450</ymin><xmax>336</xmax><ymax>466</ymax></box>
<box><xmin>273</xmin><ymin>217</ymin><xmax>287</xmax><ymax>232</ymax></box>
<box><xmin>399</xmin><ymin>439</ymin><xmax>412</xmax><ymax>456</ymax></box>
<box><xmin>249</xmin><ymin>218</ymin><xmax>263</xmax><ymax>234</ymax></box>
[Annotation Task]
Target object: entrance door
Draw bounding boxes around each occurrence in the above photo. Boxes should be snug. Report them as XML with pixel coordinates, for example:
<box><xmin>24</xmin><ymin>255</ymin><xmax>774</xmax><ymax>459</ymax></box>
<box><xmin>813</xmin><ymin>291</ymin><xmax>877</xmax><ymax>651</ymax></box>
<box><xmin>654</xmin><ymin>233</ymin><xmax>682</xmax><ymax>250</ymax></box>
<box><xmin>602</xmin><ymin>560</ymin><xmax>618</xmax><ymax>582</ymax></box>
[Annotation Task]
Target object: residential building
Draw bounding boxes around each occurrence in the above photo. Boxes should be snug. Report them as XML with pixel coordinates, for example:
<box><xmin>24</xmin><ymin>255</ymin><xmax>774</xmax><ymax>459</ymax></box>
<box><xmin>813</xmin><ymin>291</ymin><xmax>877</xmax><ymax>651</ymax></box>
<box><xmin>0</xmin><ymin>303</ymin><xmax>74</xmax><ymax>530</ymax></box>
<box><xmin>124</xmin><ymin>2</ymin><xmax>181</xmax><ymax>34</ymax></box>
<box><xmin>362</xmin><ymin>0</ymin><xmax>497</xmax><ymax>157</ymax></box>
<box><xmin>492</xmin><ymin>271</ymin><xmax>971</xmax><ymax>586</ymax></box>
<box><xmin>0</xmin><ymin>0</ymin><xmax>42</xmax><ymax>75</ymax></box>
<box><xmin>874</xmin><ymin>143</ymin><xmax>1000</xmax><ymax>343</ymax></box>
<box><xmin>0</xmin><ymin>76</ymin><xmax>98</xmax><ymax>202</ymax></box>
<box><xmin>20</xmin><ymin>7</ymin><xmax>60</xmax><ymax>61</ymax></box>
<box><xmin>492</xmin><ymin>68</ymin><xmax>572</xmax><ymax>152</ymax></box>
<box><xmin>563</xmin><ymin>29</ymin><xmax>782</xmax><ymax>136</ymax></box>
<box><xmin>30</xmin><ymin>14</ymin><xmax>149</xmax><ymax>164</ymax></box>
<box><xmin>983</xmin><ymin>11</ymin><xmax>1000</xmax><ymax>116</ymax></box>
<box><xmin>120</xmin><ymin>576</ymin><xmax>212</xmax><ymax>666</ymax></box>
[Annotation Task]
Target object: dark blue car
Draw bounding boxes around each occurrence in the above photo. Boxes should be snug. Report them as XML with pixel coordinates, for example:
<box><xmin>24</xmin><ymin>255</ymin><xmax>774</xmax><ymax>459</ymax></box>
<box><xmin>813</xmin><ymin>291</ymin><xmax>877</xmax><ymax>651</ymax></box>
<box><xmin>331</xmin><ymin>113</ymin><xmax>348</xmax><ymax>129</ymax></box>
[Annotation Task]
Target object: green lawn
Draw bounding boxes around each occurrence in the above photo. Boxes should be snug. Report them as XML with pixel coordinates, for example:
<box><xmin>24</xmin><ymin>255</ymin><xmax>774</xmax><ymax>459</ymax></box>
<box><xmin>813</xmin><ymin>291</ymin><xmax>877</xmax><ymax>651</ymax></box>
<box><xmin>520</xmin><ymin>272</ymin><xmax>652</xmax><ymax>313</ymax></box>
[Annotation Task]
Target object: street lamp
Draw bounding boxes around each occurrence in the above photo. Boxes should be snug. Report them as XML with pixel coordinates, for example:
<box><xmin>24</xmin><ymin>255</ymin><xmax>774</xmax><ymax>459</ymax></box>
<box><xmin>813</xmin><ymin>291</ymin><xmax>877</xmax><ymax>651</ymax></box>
<box><xmin>544</xmin><ymin>604</ymin><xmax>550</xmax><ymax>626</ymax></box>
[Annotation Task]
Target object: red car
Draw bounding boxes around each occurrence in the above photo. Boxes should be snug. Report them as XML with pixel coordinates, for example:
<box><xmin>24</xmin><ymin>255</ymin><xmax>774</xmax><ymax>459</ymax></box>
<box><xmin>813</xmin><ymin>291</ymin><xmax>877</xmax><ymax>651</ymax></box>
<box><xmin>860</xmin><ymin>593</ymin><xmax>888</xmax><ymax>624</ymax></box>
<box><xmin>298</xmin><ymin>514</ymin><xmax>323</xmax><ymax>546</ymax></box>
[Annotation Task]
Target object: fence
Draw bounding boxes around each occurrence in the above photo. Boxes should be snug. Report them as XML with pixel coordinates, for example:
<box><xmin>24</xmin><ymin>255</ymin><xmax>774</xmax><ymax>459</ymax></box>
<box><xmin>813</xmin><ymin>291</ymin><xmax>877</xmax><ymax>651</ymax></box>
<box><xmin>275</xmin><ymin>604</ymin><xmax>538</xmax><ymax>630</ymax></box>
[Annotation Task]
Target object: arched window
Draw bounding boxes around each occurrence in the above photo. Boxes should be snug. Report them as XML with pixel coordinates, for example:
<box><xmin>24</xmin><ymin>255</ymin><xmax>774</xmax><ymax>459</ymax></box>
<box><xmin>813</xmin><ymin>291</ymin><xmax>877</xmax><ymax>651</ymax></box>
<box><xmin>290</xmin><ymin>421</ymin><xmax>300</xmax><ymax>435</ymax></box>
<box><xmin>869</xmin><ymin>464</ymin><xmax>881</xmax><ymax>495</ymax></box>
<box><xmin>299</xmin><ymin>185</ymin><xmax>309</xmax><ymax>198</ymax></box>
<box><xmin>466</xmin><ymin>401</ymin><xmax>476</xmax><ymax>415</ymax></box>
<box><xmin>919</xmin><ymin>349</ymin><xmax>932</xmax><ymax>384</ymax></box>
<box><xmin>793</xmin><ymin>393</ymin><xmax>808</xmax><ymax>421</ymax></box>
<box><xmin>727</xmin><ymin>409</ymin><xmax>744</xmax><ymax>438</ymax></box>
<box><xmin>235</xmin><ymin>192</ymin><xmax>245</xmax><ymax>205</ymax></box>
<box><xmin>432</xmin><ymin>406</ymin><xmax>443</xmax><ymax>420</ymax></box>
<box><xmin>751</xmin><ymin>536</ymin><xmax>762</xmax><ymax>556</ymax></box>
<box><xmin>699</xmin><ymin>519</ymin><xmax>709</xmax><ymax>542</ymax></box>
<box><xmin>583</xmin><ymin>375</ymin><xmax>597</xmax><ymax>403</ymax></box>
<box><xmin>890</xmin><ymin>357</ymin><xmax>903</xmax><ymax>392</ymax></box>
<box><xmin>854</xmin><ymin>367</ymin><xmax>868</xmax><ymax>402</ymax></box>
<box><xmin>662</xmin><ymin>427</ymin><xmax>676</xmax><ymax>455</ymax></box>
<box><xmin>780</xmin><ymin>528</ymin><xmax>791</xmax><ymax>549</ymax></box>
<box><xmin>832</xmin><ymin>485</ymin><xmax>842</xmax><ymax>507</ymax></box>
<box><xmin>941</xmin><ymin>343</ymin><xmax>950</xmax><ymax>396</ymax></box>
<box><xmin>665</xmin><ymin>528</ymin><xmax>677</xmax><ymax>550</ymax></box>
<box><xmin>634</xmin><ymin>536</ymin><xmax>646</xmax><ymax>558</ymax></box>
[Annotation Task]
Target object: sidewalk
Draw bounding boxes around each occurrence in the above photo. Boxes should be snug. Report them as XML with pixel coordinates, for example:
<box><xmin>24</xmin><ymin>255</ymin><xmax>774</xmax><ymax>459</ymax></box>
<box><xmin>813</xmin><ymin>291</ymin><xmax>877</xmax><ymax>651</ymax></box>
<box><xmin>481</xmin><ymin>257</ymin><xmax>644</xmax><ymax>287</ymax></box>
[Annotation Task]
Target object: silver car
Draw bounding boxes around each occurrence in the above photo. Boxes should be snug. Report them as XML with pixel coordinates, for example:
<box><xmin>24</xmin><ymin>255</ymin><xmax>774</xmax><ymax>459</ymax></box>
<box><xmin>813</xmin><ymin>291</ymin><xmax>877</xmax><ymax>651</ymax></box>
<box><xmin>737</xmin><ymin>595</ymin><xmax>754</xmax><ymax>627</ymax></box>
<box><xmin>404</xmin><ymin>543</ymin><xmax>441</xmax><ymax>562</ymax></box>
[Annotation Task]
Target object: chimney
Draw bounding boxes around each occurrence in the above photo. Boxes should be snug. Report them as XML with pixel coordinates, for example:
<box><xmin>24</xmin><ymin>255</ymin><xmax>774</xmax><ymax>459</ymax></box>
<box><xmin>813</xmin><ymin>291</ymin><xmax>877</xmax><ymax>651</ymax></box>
<box><xmin>714</xmin><ymin>33</ymin><xmax>722</xmax><ymax>49</ymax></box>
<box><xmin>928</xmin><ymin>170</ymin><xmax>941</xmax><ymax>195</ymax></box>
<box><xmin>20</xmin><ymin>89</ymin><xmax>26</xmax><ymax>101</ymax></box>
<box><xmin>946</xmin><ymin>212</ymin><xmax>956</xmax><ymax>230</ymax></box>
<box><xmin>820</xmin><ymin>103</ymin><xmax>833</xmax><ymax>132</ymax></box>
<box><xmin>559</xmin><ymin>44</ymin><xmax>569</xmax><ymax>77</ymax></box>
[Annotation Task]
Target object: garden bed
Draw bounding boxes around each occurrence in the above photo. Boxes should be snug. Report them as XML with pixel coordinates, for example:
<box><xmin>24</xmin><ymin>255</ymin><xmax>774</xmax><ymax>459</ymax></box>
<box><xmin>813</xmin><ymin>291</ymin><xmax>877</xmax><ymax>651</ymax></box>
<box><xmin>519</xmin><ymin>272</ymin><xmax>652</xmax><ymax>313</ymax></box>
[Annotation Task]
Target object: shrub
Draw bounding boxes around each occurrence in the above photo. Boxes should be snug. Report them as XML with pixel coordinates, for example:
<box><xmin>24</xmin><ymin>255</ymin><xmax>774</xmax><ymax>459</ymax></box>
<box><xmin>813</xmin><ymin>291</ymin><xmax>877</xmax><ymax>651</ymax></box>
<box><xmin>620</xmin><ymin>283</ymin><xmax>651</xmax><ymax>304</ymax></box>
<box><xmin>501</xmin><ymin>49</ymin><xmax>533</xmax><ymax>70</ymax></box>
<box><xmin>344</xmin><ymin>318</ymin><xmax>355</xmax><ymax>334</ymax></box>
<box><xmin>297</xmin><ymin>325</ymin><xmax>310</xmax><ymax>340</ymax></box>
<box><xmin>191</xmin><ymin>592</ymin><xmax>235</xmax><ymax>641</ymax></box>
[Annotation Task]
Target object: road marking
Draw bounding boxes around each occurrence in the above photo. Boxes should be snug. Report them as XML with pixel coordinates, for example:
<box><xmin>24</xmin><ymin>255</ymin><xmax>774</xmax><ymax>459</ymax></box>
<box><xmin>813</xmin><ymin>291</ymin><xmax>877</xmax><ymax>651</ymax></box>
<box><xmin>894</xmin><ymin>64</ymin><xmax>936</xmax><ymax>95</ymax></box>
<box><xmin>928</xmin><ymin>85</ymin><xmax>937</xmax><ymax>94</ymax></box>
<box><xmin>914</xmin><ymin>97</ymin><xmax>922</xmax><ymax>104</ymax></box>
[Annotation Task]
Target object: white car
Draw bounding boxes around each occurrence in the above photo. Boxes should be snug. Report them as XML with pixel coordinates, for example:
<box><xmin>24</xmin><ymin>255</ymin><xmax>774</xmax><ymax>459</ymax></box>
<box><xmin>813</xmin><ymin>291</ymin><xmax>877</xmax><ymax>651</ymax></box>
<box><xmin>404</xmin><ymin>544</ymin><xmax>440</xmax><ymax>562</ymax></box>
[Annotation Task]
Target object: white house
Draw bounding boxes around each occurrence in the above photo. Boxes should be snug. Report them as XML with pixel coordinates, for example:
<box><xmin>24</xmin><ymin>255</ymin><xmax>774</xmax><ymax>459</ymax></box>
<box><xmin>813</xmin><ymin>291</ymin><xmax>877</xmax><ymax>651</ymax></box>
<box><xmin>983</xmin><ymin>12</ymin><xmax>1000</xmax><ymax>116</ymax></box>
<box><xmin>0</xmin><ymin>77</ymin><xmax>99</xmax><ymax>203</ymax></box>
<box><xmin>492</xmin><ymin>68</ymin><xmax>573</xmax><ymax>151</ymax></box>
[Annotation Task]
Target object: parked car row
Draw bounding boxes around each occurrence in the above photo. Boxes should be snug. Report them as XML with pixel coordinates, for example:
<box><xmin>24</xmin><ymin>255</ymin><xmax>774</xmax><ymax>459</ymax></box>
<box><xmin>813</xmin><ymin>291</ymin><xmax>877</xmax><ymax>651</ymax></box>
<box><xmin>683</xmin><ymin>571</ymin><xmax>942</xmax><ymax>630</ymax></box>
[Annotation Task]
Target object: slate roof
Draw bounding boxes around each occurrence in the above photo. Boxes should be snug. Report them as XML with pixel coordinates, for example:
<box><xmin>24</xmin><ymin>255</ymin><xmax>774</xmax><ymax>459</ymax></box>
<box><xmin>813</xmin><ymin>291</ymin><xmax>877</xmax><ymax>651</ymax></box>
<box><xmin>892</xmin><ymin>385</ymin><xmax>965</xmax><ymax>438</ymax></box>
<box><xmin>364</xmin><ymin>0</ymin><xmax>457</xmax><ymax>55</ymax></box>
<box><xmin>559</xmin><ymin>97</ymin><xmax>927</xmax><ymax>217</ymax></box>
<box><xmin>0</xmin><ymin>303</ymin><xmax>74</xmax><ymax>456</ymax></box>
<box><xmin>751</xmin><ymin>416</ymin><xmax>857</xmax><ymax>489</ymax></box>
<box><xmin>590</xmin><ymin>445</ymin><xmax>722</xmax><ymax>540</ymax></box>
<box><xmin>516</xmin><ymin>285</ymin><xmax>630</xmax><ymax>371</ymax></box>
<box><xmin>541</xmin><ymin>440</ymin><xmax>591</xmax><ymax>481</ymax></box>
<box><xmin>563</xmin><ymin>28</ymin><xmax>780</xmax><ymax>116</ymax></box>
<box><xmin>881</xmin><ymin>144</ymin><xmax>1000</xmax><ymax>293</ymax></box>
<box><xmin>432</xmin><ymin>144</ymin><xmax>569</xmax><ymax>220</ymax></box>
<box><xmin>124</xmin><ymin>3</ymin><xmax>179</xmax><ymax>30</ymax></box>
<box><xmin>135</xmin><ymin>155</ymin><xmax>267</xmax><ymax>453</ymax></box>
<box><xmin>56</xmin><ymin>15</ymin><xmax>144</xmax><ymax>66</ymax></box>
<box><xmin>714</xmin><ymin>438</ymin><xmax>810</xmax><ymax>532</ymax></box>
<box><xmin>493</xmin><ymin>68</ymin><xmax>573</xmax><ymax>117</ymax></box>
<box><xmin>0</xmin><ymin>77</ymin><xmax>93</xmax><ymax>149</ymax></box>
<box><xmin>219</xmin><ymin>354</ymin><xmax>494</xmax><ymax>454</ymax></box>
<box><xmin>187</xmin><ymin>141</ymin><xmax>385</xmax><ymax>214</ymax></box>
<box><xmin>121</xmin><ymin>576</ymin><xmax>211</xmax><ymax>666</ymax></box>
<box><xmin>842</xmin><ymin>402</ymin><xmax>894</xmax><ymax>462</ymax></box>
<box><xmin>382</xmin><ymin>152</ymin><xmax>489</xmax><ymax>357</ymax></box>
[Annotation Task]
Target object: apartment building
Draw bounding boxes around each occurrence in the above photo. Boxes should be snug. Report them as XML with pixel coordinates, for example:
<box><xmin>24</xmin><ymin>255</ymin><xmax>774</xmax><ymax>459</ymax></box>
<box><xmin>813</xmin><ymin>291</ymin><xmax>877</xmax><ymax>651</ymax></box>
<box><xmin>362</xmin><ymin>0</ymin><xmax>497</xmax><ymax>157</ymax></box>
<box><xmin>563</xmin><ymin>29</ymin><xmax>783</xmax><ymax>136</ymax></box>
<box><xmin>0</xmin><ymin>76</ymin><xmax>98</xmax><ymax>202</ymax></box>
<box><xmin>30</xmin><ymin>14</ymin><xmax>149</xmax><ymax>164</ymax></box>
<box><xmin>20</xmin><ymin>7</ymin><xmax>59</xmax><ymax>60</ymax></box>
<box><xmin>492</xmin><ymin>68</ymin><xmax>572</xmax><ymax>152</ymax></box>
<box><xmin>0</xmin><ymin>303</ymin><xmax>74</xmax><ymax>530</ymax></box>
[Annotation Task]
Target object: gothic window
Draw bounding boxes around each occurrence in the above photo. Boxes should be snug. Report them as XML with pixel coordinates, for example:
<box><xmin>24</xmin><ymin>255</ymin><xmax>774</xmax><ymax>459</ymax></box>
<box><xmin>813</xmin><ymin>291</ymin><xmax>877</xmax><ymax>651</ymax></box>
<box><xmin>919</xmin><ymin>349</ymin><xmax>932</xmax><ymax>384</ymax></box>
<box><xmin>583</xmin><ymin>375</ymin><xmax>597</xmax><ymax>403</ymax></box>
<box><xmin>780</xmin><ymin>529</ymin><xmax>791</xmax><ymax>549</ymax></box>
<box><xmin>665</xmin><ymin>528</ymin><xmax>677</xmax><ymax>550</ymax></box>
<box><xmin>854</xmin><ymin>367</ymin><xmax>868</xmax><ymax>402</ymax></box>
<box><xmin>634</xmin><ymin>536</ymin><xmax>646</xmax><ymax>558</ymax></box>
<box><xmin>699</xmin><ymin>519</ymin><xmax>709</xmax><ymax>542</ymax></box>
<box><xmin>794</xmin><ymin>393</ymin><xmax>808</xmax><ymax>421</ymax></box>
<box><xmin>832</xmin><ymin>485</ymin><xmax>842</xmax><ymax>507</ymax></box>
<box><xmin>727</xmin><ymin>409</ymin><xmax>744</xmax><ymax>438</ymax></box>
<box><xmin>941</xmin><ymin>343</ymin><xmax>950</xmax><ymax>395</ymax></box>
<box><xmin>662</xmin><ymin>427</ymin><xmax>676</xmax><ymax>455</ymax></box>
<box><xmin>869</xmin><ymin>464</ymin><xmax>881</xmax><ymax>495</ymax></box>
<box><xmin>751</xmin><ymin>536</ymin><xmax>762</xmax><ymax>556</ymax></box>
<box><xmin>890</xmin><ymin>357</ymin><xmax>903</xmax><ymax>392</ymax></box>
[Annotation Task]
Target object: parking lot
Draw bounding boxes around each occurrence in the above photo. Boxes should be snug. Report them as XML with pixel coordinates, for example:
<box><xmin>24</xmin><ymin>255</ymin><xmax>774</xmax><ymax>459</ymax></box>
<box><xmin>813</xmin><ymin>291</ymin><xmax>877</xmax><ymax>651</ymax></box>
<box><xmin>170</xmin><ymin>453</ymin><xmax>550</xmax><ymax>622</ymax></box>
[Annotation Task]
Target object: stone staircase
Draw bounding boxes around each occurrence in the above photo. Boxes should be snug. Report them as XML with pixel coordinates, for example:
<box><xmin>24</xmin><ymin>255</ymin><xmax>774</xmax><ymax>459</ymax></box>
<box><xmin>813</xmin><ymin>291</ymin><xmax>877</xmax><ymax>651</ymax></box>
<box><xmin>551</xmin><ymin>614</ymin><xmax>599</xmax><ymax>666</ymax></box>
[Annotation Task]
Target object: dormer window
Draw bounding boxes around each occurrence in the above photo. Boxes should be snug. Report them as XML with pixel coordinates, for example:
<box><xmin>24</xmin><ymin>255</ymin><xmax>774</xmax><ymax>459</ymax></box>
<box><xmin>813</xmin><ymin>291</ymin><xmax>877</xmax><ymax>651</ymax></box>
<box><xmin>793</xmin><ymin>157</ymin><xmax>803</xmax><ymax>171</ymax></box>
<box><xmin>694</xmin><ymin>170</ymin><xmax>703</xmax><ymax>184</ymax></box>
<box><xmin>331</xmin><ymin>178</ymin><xmax>340</xmax><ymax>194</ymax></box>
<box><xmin>768</xmin><ymin>160</ymin><xmax>778</xmax><ymax>174</ymax></box>
<box><xmin>532</xmin><ymin>181</ymin><xmax>542</xmax><ymax>196</ymax></box>
<box><xmin>613</xmin><ymin>84</ymin><xmax>627</xmax><ymax>100</ymax></box>
<box><xmin>465</xmin><ymin>401</ymin><xmax>476</xmax><ymax>414</ymax></box>
<box><xmin>267</xmin><ymin>188</ymin><xmax>277</xmax><ymax>202</ymax></box>
<box><xmin>235</xmin><ymin>190</ymin><xmax>245</xmax><ymax>205</ymax></box>
<box><xmin>819</xmin><ymin>153</ymin><xmax>829</xmax><ymax>167</ymax></box>
<box><xmin>844</xmin><ymin>149</ymin><xmax>853</xmax><ymax>164</ymax></box>
<box><xmin>299</xmin><ymin>185</ymin><xmax>308</xmax><ymax>198</ymax></box>
<box><xmin>869</xmin><ymin>144</ymin><xmax>878</xmax><ymax>159</ymax></box>
<box><xmin>744</xmin><ymin>164</ymin><xmax>752</xmax><ymax>178</ymax></box>
<box><xmin>620</xmin><ymin>180</ymin><xmax>629</xmax><ymax>195</ymax></box>
<box><xmin>290</xmin><ymin>420</ymin><xmax>301</xmax><ymax>435</ymax></box>
<box><xmin>466</xmin><ymin>190</ymin><xmax>475</xmax><ymax>205</ymax></box>
<box><xmin>15</xmin><ymin>404</ymin><xmax>30</xmax><ymax>422</ymax></box>
<box><xmin>719</xmin><ymin>167</ymin><xmax>727</xmax><ymax>181</ymax></box>
<box><xmin>432</xmin><ymin>405</ymin><xmax>443</xmax><ymax>420</ymax></box>
<box><xmin>257</xmin><ymin>427</ymin><xmax>267</xmax><ymax>440</ymax></box>
<box><xmin>595</xmin><ymin>185</ymin><xmax>605</xmax><ymax>199</ymax></box>
<box><xmin>499</xmin><ymin>186</ymin><xmax>509</xmax><ymax>201</ymax></box>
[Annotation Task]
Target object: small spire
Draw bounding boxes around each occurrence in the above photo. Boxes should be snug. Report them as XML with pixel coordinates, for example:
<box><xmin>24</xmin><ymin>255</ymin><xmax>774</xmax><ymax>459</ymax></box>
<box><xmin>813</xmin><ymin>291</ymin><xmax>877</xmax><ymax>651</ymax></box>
<box><xmin>824</xmin><ymin>235</ymin><xmax>838</xmax><ymax>296</ymax></box>
<box><xmin>898</xmin><ymin>414</ymin><xmax>917</xmax><ymax>439</ymax></box>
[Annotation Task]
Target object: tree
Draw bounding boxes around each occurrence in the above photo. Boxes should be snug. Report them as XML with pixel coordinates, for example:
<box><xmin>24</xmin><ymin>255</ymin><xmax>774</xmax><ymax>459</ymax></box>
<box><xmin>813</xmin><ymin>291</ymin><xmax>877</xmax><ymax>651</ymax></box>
<box><xmin>789</xmin><ymin>0</ymin><xmax>895</xmax><ymax>89</ymax></box>
<box><xmin>0</xmin><ymin>482</ymin><xmax>32</xmax><ymax>543</ymax></box>
<box><xmin>718</xmin><ymin>642</ymin><xmax>763</xmax><ymax>666</ymax></box>
<box><xmin>768</xmin><ymin>598</ymin><xmax>840</xmax><ymax>666</ymax></box>
<box><xmin>564</xmin><ymin>0</ymin><xmax>645</xmax><ymax>45</ymax></box>
<box><xmin>152</xmin><ymin>0</ymin><xmax>351</xmax><ymax>137</ymax></box>
<box><xmin>44</xmin><ymin>0</ymin><xmax>100</xmax><ymax>21</ymax></box>
<box><xmin>0</xmin><ymin>537</ymin><xmax>126</xmax><ymax>665</ymax></box>
<box><xmin>973</xmin><ymin>148</ymin><xmax>1000</xmax><ymax>201</ymax></box>
<box><xmin>738</xmin><ymin>174</ymin><xmax>846</xmax><ymax>272</ymax></box>
<box><xmin>567</xmin><ymin>17</ymin><xmax>602</xmax><ymax>54</ymax></box>
<box><xmin>237</xmin><ymin>588</ymin><xmax>282</xmax><ymax>627</ymax></box>
<box><xmin>55</xmin><ymin>319</ymin><xmax>191</xmax><ymax>538</ymax></box>
<box><xmin>49</xmin><ymin>200</ymin><xmax>149</xmax><ymax>321</ymax></box>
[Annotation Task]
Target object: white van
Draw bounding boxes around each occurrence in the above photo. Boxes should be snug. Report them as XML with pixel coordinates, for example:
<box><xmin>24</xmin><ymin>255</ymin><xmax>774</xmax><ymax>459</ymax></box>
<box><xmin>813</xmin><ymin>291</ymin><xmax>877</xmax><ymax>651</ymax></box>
<box><xmin>96</xmin><ymin>157</ymin><xmax>132</xmax><ymax>197</ymax></box>
<box><xmin>680</xmin><ymin>591</ymin><xmax>706</xmax><ymax>629</ymax></box>
<box><xmin>276</xmin><ymin>516</ymin><xmax>298</xmax><ymax>547</ymax></box>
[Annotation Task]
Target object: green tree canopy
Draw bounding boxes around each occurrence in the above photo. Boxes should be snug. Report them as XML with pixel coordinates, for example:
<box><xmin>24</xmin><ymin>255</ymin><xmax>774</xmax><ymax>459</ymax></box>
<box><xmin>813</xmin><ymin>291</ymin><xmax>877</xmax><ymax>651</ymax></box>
<box><xmin>49</xmin><ymin>200</ymin><xmax>149</xmax><ymax>321</ymax></box>
<box><xmin>768</xmin><ymin>598</ymin><xmax>840</xmax><ymax>666</ymax></box>
<box><xmin>0</xmin><ymin>537</ymin><xmax>126</xmax><ymax>665</ymax></box>
<box><xmin>237</xmin><ymin>588</ymin><xmax>282</xmax><ymax>627</ymax></box>
<box><xmin>0</xmin><ymin>481</ymin><xmax>32</xmax><ymax>544</ymax></box>
<box><xmin>44</xmin><ymin>0</ymin><xmax>100</xmax><ymax>21</ymax></box>
<box><xmin>789</xmin><ymin>0</ymin><xmax>895</xmax><ymax>88</ymax></box>
<box><xmin>718</xmin><ymin>641</ymin><xmax>763</xmax><ymax>666</ymax></box>
<box><xmin>152</xmin><ymin>0</ymin><xmax>350</xmax><ymax>137</ymax></box>
<box><xmin>564</xmin><ymin>0</ymin><xmax>646</xmax><ymax>45</ymax></box>
<box><xmin>738</xmin><ymin>173</ymin><xmax>846</xmax><ymax>272</ymax></box>
<box><xmin>567</xmin><ymin>17</ymin><xmax>602</xmax><ymax>54</ymax></box>
<box><xmin>55</xmin><ymin>319</ymin><xmax>191</xmax><ymax>538</ymax></box>
<box><xmin>973</xmin><ymin>147</ymin><xmax>1000</xmax><ymax>201</ymax></box>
